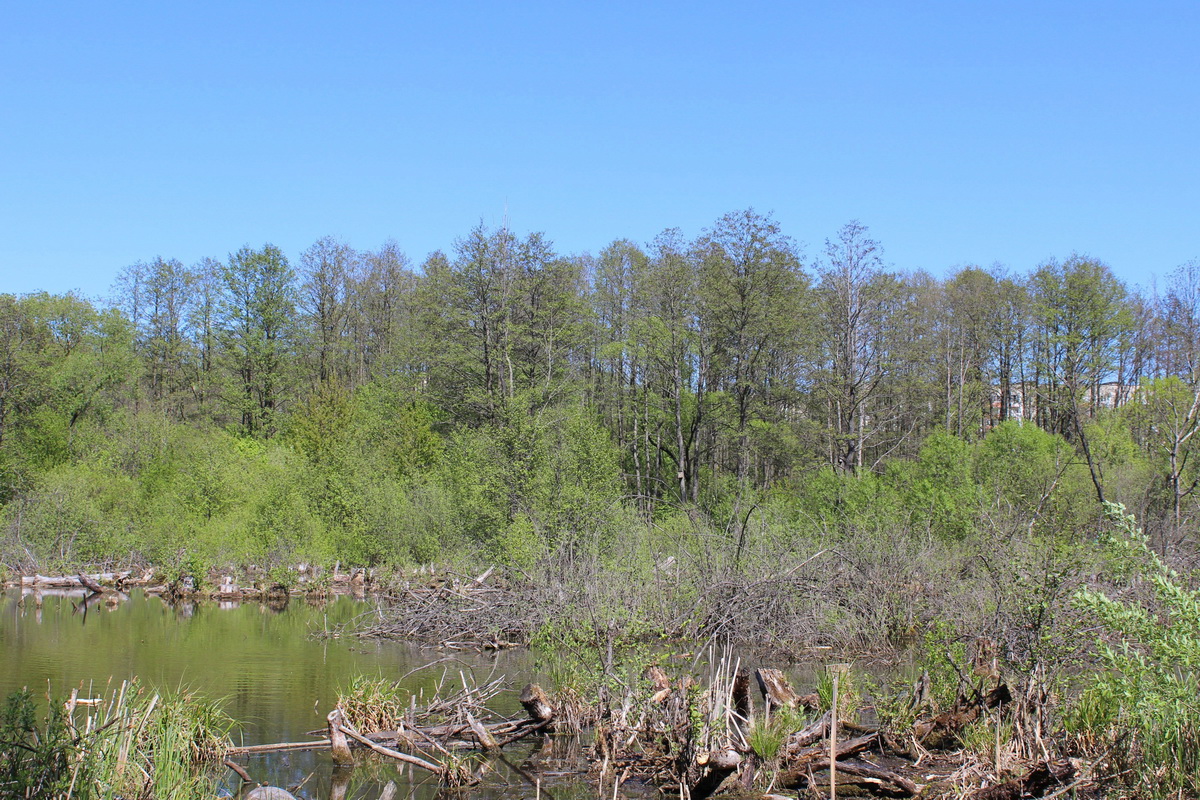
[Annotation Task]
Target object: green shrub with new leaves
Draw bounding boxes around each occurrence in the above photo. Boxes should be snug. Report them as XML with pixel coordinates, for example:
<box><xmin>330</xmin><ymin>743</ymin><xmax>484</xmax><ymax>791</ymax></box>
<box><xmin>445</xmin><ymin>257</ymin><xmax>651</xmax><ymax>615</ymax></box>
<box><xmin>1069</xmin><ymin>502</ymin><xmax>1200</xmax><ymax>796</ymax></box>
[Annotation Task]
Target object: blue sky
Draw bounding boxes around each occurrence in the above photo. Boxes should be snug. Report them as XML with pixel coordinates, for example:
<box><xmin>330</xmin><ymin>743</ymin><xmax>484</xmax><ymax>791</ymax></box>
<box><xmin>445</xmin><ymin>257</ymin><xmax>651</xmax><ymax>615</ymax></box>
<box><xmin>2</xmin><ymin>1</ymin><xmax>1197</xmax><ymax>300</ymax></box>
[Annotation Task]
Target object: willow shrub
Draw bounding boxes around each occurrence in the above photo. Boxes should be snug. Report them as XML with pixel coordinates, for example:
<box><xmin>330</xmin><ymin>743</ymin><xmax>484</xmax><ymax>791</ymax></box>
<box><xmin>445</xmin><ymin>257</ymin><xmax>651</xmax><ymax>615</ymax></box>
<box><xmin>1069</xmin><ymin>503</ymin><xmax>1200</xmax><ymax>796</ymax></box>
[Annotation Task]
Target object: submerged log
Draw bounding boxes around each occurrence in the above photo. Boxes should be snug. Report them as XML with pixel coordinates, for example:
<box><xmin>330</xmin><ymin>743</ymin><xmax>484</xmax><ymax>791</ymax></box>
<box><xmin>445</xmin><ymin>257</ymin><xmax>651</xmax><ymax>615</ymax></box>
<box><xmin>966</xmin><ymin>760</ymin><xmax>1075</xmax><ymax>800</ymax></box>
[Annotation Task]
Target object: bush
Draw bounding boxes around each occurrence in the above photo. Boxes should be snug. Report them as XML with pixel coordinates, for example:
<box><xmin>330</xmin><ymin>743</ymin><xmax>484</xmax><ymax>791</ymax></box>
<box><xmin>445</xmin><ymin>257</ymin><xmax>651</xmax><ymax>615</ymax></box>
<box><xmin>1068</xmin><ymin>502</ymin><xmax>1200</xmax><ymax>796</ymax></box>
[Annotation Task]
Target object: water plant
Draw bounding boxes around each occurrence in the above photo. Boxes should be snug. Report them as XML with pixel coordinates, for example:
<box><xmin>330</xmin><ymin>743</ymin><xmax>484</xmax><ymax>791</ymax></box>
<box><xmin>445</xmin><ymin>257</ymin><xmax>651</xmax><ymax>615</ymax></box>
<box><xmin>0</xmin><ymin>679</ymin><xmax>234</xmax><ymax>800</ymax></box>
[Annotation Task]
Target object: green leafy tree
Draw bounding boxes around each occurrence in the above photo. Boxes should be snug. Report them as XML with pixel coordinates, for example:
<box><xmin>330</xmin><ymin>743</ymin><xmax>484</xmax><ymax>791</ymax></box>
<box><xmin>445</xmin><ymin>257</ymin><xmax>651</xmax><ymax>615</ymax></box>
<box><xmin>219</xmin><ymin>244</ymin><xmax>296</xmax><ymax>437</ymax></box>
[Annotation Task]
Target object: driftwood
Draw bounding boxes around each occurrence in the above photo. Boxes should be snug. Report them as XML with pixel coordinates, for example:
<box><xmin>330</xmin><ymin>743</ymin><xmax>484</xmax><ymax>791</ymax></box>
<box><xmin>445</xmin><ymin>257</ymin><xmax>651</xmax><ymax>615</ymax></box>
<box><xmin>21</xmin><ymin>572</ymin><xmax>136</xmax><ymax>588</ymax></box>
<box><xmin>966</xmin><ymin>760</ymin><xmax>1075</xmax><ymax>800</ymax></box>
<box><xmin>783</xmin><ymin>711</ymin><xmax>831</xmax><ymax>753</ymax></box>
<box><xmin>338</xmin><ymin>725</ymin><xmax>448</xmax><ymax>775</ymax></box>
<box><xmin>467</xmin><ymin>712</ymin><xmax>497</xmax><ymax>751</ymax></box>
<box><xmin>226</xmin><ymin>739</ymin><xmax>330</xmax><ymax>755</ymax></box>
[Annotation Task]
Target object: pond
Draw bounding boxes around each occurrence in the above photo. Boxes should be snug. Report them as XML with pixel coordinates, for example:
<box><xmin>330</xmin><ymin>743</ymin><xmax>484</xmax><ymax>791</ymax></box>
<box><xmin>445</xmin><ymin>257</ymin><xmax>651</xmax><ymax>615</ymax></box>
<box><xmin>0</xmin><ymin>588</ymin><xmax>561</xmax><ymax>799</ymax></box>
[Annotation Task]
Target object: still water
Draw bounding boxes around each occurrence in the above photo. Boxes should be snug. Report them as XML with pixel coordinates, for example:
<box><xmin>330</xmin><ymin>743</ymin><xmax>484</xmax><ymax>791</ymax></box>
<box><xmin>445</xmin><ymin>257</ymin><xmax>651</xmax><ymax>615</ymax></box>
<box><xmin>0</xmin><ymin>588</ymin><xmax>549</xmax><ymax>799</ymax></box>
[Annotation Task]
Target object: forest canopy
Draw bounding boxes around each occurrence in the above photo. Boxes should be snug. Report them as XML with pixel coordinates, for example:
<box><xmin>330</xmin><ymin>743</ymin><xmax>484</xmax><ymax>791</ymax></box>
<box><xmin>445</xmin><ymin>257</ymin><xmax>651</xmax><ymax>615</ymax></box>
<box><xmin>0</xmin><ymin>211</ymin><xmax>1196</xmax><ymax>574</ymax></box>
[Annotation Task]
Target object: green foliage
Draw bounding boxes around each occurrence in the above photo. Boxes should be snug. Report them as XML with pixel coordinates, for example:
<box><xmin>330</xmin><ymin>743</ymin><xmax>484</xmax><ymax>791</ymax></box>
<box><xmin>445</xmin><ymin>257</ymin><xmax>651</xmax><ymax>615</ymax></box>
<box><xmin>1069</xmin><ymin>503</ymin><xmax>1200</xmax><ymax>796</ymax></box>
<box><xmin>888</xmin><ymin>429</ymin><xmax>980</xmax><ymax>538</ymax></box>
<box><xmin>337</xmin><ymin>675</ymin><xmax>410</xmax><ymax>733</ymax></box>
<box><xmin>746</xmin><ymin>705</ymin><xmax>807</xmax><ymax>762</ymax></box>
<box><xmin>0</xmin><ymin>689</ymin><xmax>77</xmax><ymax>799</ymax></box>
<box><xmin>0</xmin><ymin>683</ymin><xmax>233</xmax><ymax>800</ymax></box>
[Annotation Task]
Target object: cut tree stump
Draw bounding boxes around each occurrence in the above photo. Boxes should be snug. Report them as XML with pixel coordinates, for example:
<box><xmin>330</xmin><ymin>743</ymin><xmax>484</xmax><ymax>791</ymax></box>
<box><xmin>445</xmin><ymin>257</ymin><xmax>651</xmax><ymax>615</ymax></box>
<box><xmin>689</xmin><ymin>748</ymin><xmax>741</xmax><ymax>800</ymax></box>
<box><xmin>755</xmin><ymin>668</ymin><xmax>801</xmax><ymax>710</ymax></box>
<box><xmin>520</xmin><ymin>683</ymin><xmax>555</xmax><ymax>729</ymax></box>
<box><xmin>327</xmin><ymin>709</ymin><xmax>354</xmax><ymax>765</ymax></box>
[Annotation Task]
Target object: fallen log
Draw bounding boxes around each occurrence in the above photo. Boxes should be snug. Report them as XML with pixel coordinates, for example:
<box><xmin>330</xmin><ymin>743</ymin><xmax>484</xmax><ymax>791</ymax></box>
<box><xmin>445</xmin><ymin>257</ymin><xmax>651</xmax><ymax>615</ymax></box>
<box><xmin>787</xmin><ymin>732</ymin><xmax>878</xmax><ymax>767</ymax></box>
<box><xmin>467</xmin><ymin>712</ymin><xmax>497</xmax><ymax>751</ymax></box>
<box><xmin>226</xmin><ymin>740</ymin><xmax>331</xmax><ymax>755</ymax></box>
<box><xmin>78</xmin><ymin>573</ymin><xmax>106</xmax><ymax>595</ymax></box>
<box><xmin>782</xmin><ymin>711</ymin><xmax>831</xmax><ymax>753</ymax></box>
<box><xmin>782</xmin><ymin>759</ymin><xmax>923</xmax><ymax>797</ymax></box>
<box><xmin>779</xmin><ymin>733</ymin><xmax>878</xmax><ymax>784</ymax></box>
<box><xmin>966</xmin><ymin>760</ymin><xmax>1075</xmax><ymax>800</ymax></box>
<box><xmin>916</xmin><ymin>683</ymin><xmax>1011</xmax><ymax>749</ymax></box>
<box><xmin>339</xmin><ymin>725</ymin><xmax>448</xmax><ymax>775</ymax></box>
<box><xmin>22</xmin><ymin>571</ymin><xmax>134</xmax><ymax>587</ymax></box>
<box><xmin>689</xmin><ymin>748</ymin><xmax>741</xmax><ymax>800</ymax></box>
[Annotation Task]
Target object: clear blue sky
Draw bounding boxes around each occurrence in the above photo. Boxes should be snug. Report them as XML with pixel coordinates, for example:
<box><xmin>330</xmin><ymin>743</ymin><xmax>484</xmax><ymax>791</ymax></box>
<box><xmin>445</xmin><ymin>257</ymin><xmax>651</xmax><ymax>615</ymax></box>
<box><xmin>2</xmin><ymin>1</ymin><xmax>1197</xmax><ymax>300</ymax></box>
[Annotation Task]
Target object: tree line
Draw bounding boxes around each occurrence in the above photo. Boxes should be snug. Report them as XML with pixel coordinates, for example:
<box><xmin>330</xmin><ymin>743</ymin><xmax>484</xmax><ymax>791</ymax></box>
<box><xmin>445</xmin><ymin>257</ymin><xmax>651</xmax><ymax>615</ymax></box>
<box><xmin>1</xmin><ymin>209</ymin><xmax>1198</xmax><ymax>568</ymax></box>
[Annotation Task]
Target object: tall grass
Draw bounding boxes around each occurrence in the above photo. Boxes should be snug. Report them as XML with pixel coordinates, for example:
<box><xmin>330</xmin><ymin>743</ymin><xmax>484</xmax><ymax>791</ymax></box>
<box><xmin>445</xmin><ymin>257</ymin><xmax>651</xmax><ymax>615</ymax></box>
<box><xmin>0</xmin><ymin>679</ymin><xmax>233</xmax><ymax>800</ymax></box>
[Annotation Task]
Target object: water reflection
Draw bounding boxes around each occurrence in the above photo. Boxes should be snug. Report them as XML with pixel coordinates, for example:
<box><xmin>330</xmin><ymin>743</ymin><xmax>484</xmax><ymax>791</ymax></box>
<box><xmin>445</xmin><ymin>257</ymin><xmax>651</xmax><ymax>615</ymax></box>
<box><xmin>0</xmin><ymin>588</ymin><xmax>547</xmax><ymax>800</ymax></box>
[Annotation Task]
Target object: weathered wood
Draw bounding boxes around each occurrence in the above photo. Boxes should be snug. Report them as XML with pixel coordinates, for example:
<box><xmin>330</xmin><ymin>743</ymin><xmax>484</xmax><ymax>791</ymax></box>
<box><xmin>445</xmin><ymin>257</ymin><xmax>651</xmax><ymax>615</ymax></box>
<box><xmin>689</xmin><ymin>748</ymin><xmax>741</xmax><ymax>800</ymax></box>
<box><xmin>783</xmin><ymin>711</ymin><xmax>831</xmax><ymax>753</ymax></box>
<box><xmin>779</xmin><ymin>734</ymin><xmax>879</xmax><ymax>785</ymax></box>
<box><xmin>22</xmin><ymin>571</ymin><xmax>133</xmax><ymax>588</ymax></box>
<box><xmin>783</xmin><ymin>759</ymin><xmax>922</xmax><ymax>797</ymax></box>
<box><xmin>467</xmin><ymin>712</ymin><xmax>497</xmax><ymax>751</ymax></box>
<box><xmin>916</xmin><ymin>683</ymin><xmax>1011</xmax><ymax>749</ymax></box>
<box><xmin>338</xmin><ymin>725</ymin><xmax>447</xmax><ymax>775</ymax></box>
<box><xmin>755</xmin><ymin>668</ymin><xmax>801</xmax><ymax>710</ymax></box>
<box><xmin>225</xmin><ymin>739</ymin><xmax>330</xmax><ymax>755</ymax></box>
<box><xmin>378</xmin><ymin>781</ymin><xmax>398</xmax><ymax>800</ymax></box>
<box><xmin>966</xmin><ymin>760</ymin><xmax>1075</xmax><ymax>800</ymax></box>
<box><xmin>245</xmin><ymin>788</ymin><xmax>299</xmax><ymax>800</ymax></box>
<box><xmin>77</xmin><ymin>573</ymin><xmax>106</xmax><ymax>594</ymax></box>
<box><xmin>520</xmin><ymin>683</ymin><xmax>555</xmax><ymax>728</ymax></box>
<box><xmin>646</xmin><ymin>666</ymin><xmax>672</xmax><ymax>704</ymax></box>
<box><xmin>328</xmin><ymin>709</ymin><xmax>354</xmax><ymax>765</ymax></box>
<box><xmin>732</xmin><ymin>667</ymin><xmax>753</xmax><ymax>722</ymax></box>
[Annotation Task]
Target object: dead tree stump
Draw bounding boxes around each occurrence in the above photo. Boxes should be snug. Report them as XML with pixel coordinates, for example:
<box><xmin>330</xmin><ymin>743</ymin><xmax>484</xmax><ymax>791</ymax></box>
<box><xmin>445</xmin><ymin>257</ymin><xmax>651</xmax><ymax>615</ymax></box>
<box><xmin>520</xmin><ymin>683</ymin><xmax>555</xmax><ymax>730</ymax></box>
<box><xmin>327</xmin><ymin>708</ymin><xmax>354</xmax><ymax>765</ymax></box>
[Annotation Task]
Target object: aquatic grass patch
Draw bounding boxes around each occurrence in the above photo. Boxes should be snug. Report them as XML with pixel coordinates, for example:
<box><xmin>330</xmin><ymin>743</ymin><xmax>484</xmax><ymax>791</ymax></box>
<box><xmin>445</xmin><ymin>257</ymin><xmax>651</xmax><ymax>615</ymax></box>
<box><xmin>0</xmin><ymin>679</ymin><xmax>234</xmax><ymax>800</ymax></box>
<box><xmin>337</xmin><ymin>674</ymin><xmax>410</xmax><ymax>733</ymax></box>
